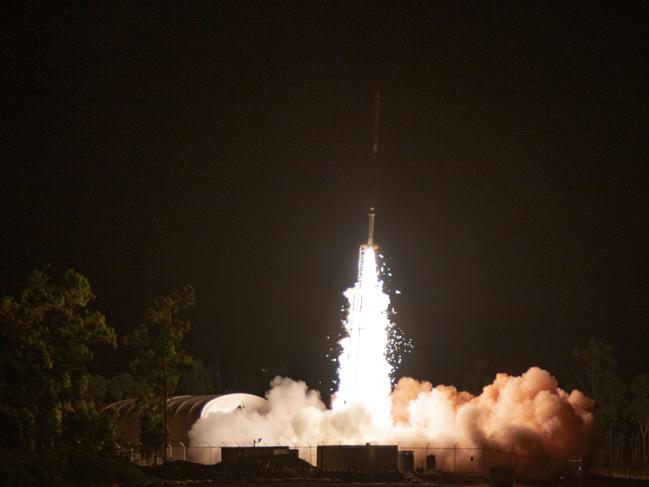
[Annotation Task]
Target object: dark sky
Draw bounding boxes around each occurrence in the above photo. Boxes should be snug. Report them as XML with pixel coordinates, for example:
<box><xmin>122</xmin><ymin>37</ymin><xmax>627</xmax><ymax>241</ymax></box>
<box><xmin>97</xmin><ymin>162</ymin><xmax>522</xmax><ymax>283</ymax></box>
<box><xmin>1</xmin><ymin>2</ymin><xmax>648</xmax><ymax>392</ymax></box>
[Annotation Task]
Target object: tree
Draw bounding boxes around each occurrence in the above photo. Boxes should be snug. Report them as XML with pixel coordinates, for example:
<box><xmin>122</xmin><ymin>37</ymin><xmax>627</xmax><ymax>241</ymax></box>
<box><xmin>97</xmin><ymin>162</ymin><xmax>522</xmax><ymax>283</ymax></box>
<box><xmin>87</xmin><ymin>373</ymin><xmax>108</xmax><ymax>405</ymax></box>
<box><xmin>574</xmin><ymin>338</ymin><xmax>626</xmax><ymax>467</ymax></box>
<box><xmin>574</xmin><ymin>338</ymin><xmax>616</xmax><ymax>394</ymax></box>
<box><xmin>461</xmin><ymin>359</ymin><xmax>491</xmax><ymax>395</ymax></box>
<box><xmin>125</xmin><ymin>285</ymin><xmax>195</xmax><ymax>460</ymax></box>
<box><xmin>176</xmin><ymin>357</ymin><xmax>215</xmax><ymax>395</ymax></box>
<box><xmin>627</xmin><ymin>373</ymin><xmax>649</xmax><ymax>465</ymax></box>
<box><xmin>0</xmin><ymin>268</ymin><xmax>116</xmax><ymax>480</ymax></box>
<box><xmin>574</xmin><ymin>338</ymin><xmax>624</xmax><ymax>430</ymax></box>
<box><xmin>107</xmin><ymin>372</ymin><xmax>146</xmax><ymax>403</ymax></box>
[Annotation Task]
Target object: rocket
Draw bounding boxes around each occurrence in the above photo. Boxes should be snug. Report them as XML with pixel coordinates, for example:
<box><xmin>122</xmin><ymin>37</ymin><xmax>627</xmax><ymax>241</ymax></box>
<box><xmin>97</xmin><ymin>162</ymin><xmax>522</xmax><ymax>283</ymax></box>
<box><xmin>372</xmin><ymin>86</ymin><xmax>380</xmax><ymax>155</ymax></box>
<box><xmin>367</xmin><ymin>85</ymin><xmax>379</xmax><ymax>248</ymax></box>
<box><xmin>357</xmin><ymin>207</ymin><xmax>378</xmax><ymax>281</ymax></box>
<box><xmin>367</xmin><ymin>84</ymin><xmax>379</xmax><ymax>248</ymax></box>
<box><xmin>367</xmin><ymin>207</ymin><xmax>376</xmax><ymax>247</ymax></box>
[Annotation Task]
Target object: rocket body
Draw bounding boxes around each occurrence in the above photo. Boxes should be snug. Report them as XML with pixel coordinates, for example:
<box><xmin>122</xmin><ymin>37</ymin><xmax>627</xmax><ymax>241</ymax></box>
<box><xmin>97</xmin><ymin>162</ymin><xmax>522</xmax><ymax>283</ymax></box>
<box><xmin>367</xmin><ymin>207</ymin><xmax>376</xmax><ymax>246</ymax></box>
<box><xmin>372</xmin><ymin>86</ymin><xmax>380</xmax><ymax>154</ymax></box>
<box><xmin>358</xmin><ymin>207</ymin><xmax>378</xmax><ymax>280</ymax></box>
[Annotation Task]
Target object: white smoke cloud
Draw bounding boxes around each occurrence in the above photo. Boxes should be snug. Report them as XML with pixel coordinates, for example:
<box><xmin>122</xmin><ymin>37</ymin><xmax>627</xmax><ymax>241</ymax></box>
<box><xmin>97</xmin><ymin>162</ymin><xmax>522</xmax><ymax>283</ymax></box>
<box><xmin>189</xmin><ymin>366</ymin><xmax>594</xmax><ymax>477</ymax></box>
<box><xmin>188</xmin><ymin>220</ymin><xmax>596</xmax><ymax>478</ymax></box>
<box><xmin>189</xmin><ymin>376</ymin><xmax>379</xmax><ymax>447</ymax></box>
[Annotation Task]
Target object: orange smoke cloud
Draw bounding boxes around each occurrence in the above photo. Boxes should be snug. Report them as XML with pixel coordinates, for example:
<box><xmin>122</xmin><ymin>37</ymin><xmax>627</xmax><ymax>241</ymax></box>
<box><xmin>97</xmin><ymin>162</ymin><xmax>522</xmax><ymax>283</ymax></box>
<box><xmin>391</xmin><ymin>366</ymin><xmax>594</xmax><ymax>475</ymax></box>
<box><xmin>391</xmin><ymin>377</ymin><xmax>432</xmax><ymax>424</ymax></box>
<box><xmin>190</xmin><ymin>367</ymin><xmax>593</xmax><ymax>479</ymax></box>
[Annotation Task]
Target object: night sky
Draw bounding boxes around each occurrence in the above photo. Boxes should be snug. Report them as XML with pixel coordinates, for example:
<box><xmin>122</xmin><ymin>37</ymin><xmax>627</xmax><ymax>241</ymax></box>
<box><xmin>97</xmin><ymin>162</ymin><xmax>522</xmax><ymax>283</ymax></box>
<box><xmin>2</xmin><ymin>3</ymin><xmax>648</xmax><ymax>393</ymax></box>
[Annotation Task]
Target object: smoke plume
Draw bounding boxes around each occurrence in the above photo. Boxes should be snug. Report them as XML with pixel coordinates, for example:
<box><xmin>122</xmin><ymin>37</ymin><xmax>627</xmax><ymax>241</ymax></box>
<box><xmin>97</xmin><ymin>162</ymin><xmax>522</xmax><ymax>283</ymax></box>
<box><xmin>189</xmin><ymin>367</ymin><xmax>593</xmax><ymax>476</ymax></box>
<box><xmin>389</xmin><ymin>367</ymin><xmax>594</xmax><ymax>459</ymax></box>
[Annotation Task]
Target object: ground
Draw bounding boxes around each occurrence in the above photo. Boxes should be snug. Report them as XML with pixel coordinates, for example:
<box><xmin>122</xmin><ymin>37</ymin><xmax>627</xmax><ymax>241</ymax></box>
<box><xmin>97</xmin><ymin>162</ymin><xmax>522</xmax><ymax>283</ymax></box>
<box><xmin>84</xmin><ymin>455</ymin><xmax>649</xmax><ymax>486</ymax></box>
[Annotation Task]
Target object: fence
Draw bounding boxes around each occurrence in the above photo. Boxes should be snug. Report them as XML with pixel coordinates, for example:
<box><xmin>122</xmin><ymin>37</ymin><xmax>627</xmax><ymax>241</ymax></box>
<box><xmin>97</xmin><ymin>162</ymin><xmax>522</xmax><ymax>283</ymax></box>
<box><xmin>590</xmin><ymin>426</ymin><xmax>649</xmax><ymax>479</ymax></box>
<box><xmin>118</xmin><ymin>440</ymin><xmax>573</xmax><ymax>476</ymax></box>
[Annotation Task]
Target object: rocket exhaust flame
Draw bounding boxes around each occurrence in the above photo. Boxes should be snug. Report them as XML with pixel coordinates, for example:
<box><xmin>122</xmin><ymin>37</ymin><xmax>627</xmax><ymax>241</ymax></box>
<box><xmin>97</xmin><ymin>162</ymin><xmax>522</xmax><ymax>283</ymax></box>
<box><xmin>188</xmin><ymin>209</ymin><xmax>595</xmax><ymax>478</ymax></box>
<box><xmin>332</xmin><ymin>208</ymin><xmax>392</xmax><ymax>426</ymax></box>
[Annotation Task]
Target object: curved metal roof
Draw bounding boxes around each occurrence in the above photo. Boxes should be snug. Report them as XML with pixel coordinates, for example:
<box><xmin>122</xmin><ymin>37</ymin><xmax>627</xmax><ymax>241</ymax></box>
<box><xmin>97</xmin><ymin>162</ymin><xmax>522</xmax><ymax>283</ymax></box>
<box><xmin>107</xmin><ymin>393</ymin><xmax>267</xmax><ymax>444</ymax></box>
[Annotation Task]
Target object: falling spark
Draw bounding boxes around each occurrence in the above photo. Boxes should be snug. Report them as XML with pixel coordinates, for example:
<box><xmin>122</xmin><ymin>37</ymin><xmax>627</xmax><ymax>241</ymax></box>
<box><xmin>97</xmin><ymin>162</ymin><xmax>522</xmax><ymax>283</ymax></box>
<box><xmin>189</xmin><ymin>213</ymin><xmax>594</xmax><ymax>476</ymax></box>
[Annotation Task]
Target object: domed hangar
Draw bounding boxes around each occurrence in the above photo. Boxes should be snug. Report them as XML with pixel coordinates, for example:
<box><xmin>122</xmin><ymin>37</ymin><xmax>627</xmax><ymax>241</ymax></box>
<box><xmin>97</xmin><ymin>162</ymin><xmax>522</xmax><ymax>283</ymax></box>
<box><xmin>108</xmin><ymin>393</ymin><xmax>268</xmax><ymax>459</ymax></box>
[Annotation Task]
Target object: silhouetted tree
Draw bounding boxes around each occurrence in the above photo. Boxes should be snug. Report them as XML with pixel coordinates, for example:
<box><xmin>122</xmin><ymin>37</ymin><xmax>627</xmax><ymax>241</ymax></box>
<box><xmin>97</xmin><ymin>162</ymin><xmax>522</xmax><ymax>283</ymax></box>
<box><xmin>125</xmin><ymin>285</ymin><xmax>195</xmax><ymax>461</ymax></box>
<box><xmin>574</xmin><ymin>338</ymin><xmax>625</xmax><ymax>431</ymax></box>
<box><xmin>87</xmin><ymin>372</ymin><xmax>149</xmax><ymax>407</ymax></box>
<box><xmin>573</xmin><ymin>337</ymin><xmax>631</xmax><ymax>469</ymax></box>
<box><xmin>0</xmin><ymin>268</ymin><xmax>117</xmax><ymax>481</ymax></box>
<box><xmin>461</xmin><ymin>359</ymin><xmax>491</xmax><ymax>395</ymax></box>
<box><xmin>628</xmin><ymin>372</ymin><xmax>649</xmax><ymax>465</ymax></box>
<box><xmin>87</xmin><ymin>373</ymin><xmax>109</xmax><ymax>405</ymax></box>
<box><xmin>176</xmin><ymin>357</ymin><xmax>215</xmax><ymax>395</ymax></box>
<box><xmin>108</xmin><ymin>372</ymin><xmax>146</xmax><ymax>403</ymax></box>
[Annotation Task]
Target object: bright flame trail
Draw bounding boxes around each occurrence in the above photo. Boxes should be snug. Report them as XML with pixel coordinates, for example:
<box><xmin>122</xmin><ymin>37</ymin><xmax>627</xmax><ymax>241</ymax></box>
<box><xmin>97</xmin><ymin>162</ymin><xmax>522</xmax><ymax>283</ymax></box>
<box><xmin>333</xmin><ymin>208</ymin><xmax>393</xmax><ymax>426</ymax></box>
<box><xmin>188</xmin><ymin>208</ymin><xmax>595</xmax><ymax>476</ymax></box>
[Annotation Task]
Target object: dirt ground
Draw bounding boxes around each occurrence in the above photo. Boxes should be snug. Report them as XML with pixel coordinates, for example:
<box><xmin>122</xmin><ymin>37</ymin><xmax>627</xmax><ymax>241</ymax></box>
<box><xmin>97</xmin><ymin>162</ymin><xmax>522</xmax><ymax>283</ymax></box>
<box><xmin>134</xmin><ymin>456</ymin><xmax>649</xmax><ymax>487</ymax></box>
<box><xmin>157</xmin><ymin>482</ymin><xmax>491</xmax><ymax>487</ymax></box>
<box><xmin>137</xmin><ymin>476</ymin><xmax>649</xmax><ymax>487</ymax></box>
<box><xmin>146</xmin><ymin>481</ymin><xmax>648</xmax><ymax>487</ymax></box>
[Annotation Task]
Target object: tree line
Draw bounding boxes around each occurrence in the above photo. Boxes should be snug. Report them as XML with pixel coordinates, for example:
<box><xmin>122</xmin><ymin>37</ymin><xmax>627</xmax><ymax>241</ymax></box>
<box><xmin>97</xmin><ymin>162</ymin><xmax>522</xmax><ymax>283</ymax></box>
<box><xmin>0</xmin><ymin>268</ymin><xmax>199</xmax><ymax>484</ymax></box>
<box><xmin>574</xmin><ymin>338</ymin><xmax>649</xmax><ymax>472</ymax></box>
<box><xmin>0</xmin><ymin>267</ymin><xmax>647</xmax><ymax>484</ymax></box>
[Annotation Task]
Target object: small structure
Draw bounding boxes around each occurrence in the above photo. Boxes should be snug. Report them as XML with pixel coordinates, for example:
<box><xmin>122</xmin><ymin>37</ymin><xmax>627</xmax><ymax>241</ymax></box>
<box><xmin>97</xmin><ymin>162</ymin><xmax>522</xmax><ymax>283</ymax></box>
<box><xmin>489</xmin><ymin>466</ymin><xmax>516</xmax><ymax>487</ymax></box>
<box><xmin>317</xmin><ymin>444</ymin><xmax>398</xmax><ymax>471</ymax></box>
<box><xmin>221</xmin><ymin>446</ymin><xmax>297</xmax><ymax>462</ymax></box>
<box><xmin>108</xmin><ymin>393</ymin><xmax>268</xmax><ymax>463</ymax></box>
<box><xmin>398</xmin><ymin>450</ymin><xmax>414</xmax><ymax>472</ymax></box>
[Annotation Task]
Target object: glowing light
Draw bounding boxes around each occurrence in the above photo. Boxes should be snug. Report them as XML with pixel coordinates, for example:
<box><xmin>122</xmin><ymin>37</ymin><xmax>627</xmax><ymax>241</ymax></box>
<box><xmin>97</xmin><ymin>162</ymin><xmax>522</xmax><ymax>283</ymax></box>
<box><xmin>188</xmin><ymin>213</ymin><xmax>593</xmax><ymax>474</ymax></box>
<box><xmin>333</xmin><ymin>244</ymin><xmax>393</xmax><ymax>426</ymax></box>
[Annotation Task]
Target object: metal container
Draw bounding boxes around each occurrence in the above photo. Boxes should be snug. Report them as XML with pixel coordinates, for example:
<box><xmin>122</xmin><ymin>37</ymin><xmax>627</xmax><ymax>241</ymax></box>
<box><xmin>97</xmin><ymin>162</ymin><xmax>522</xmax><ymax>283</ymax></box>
<box><xmin>221</xmin><ymin>446</ymin><xmax>296</xmax><ymax>462</ymax></box>
<box><xmin>317</xmin><ymin>444</ymin><xmax>398</xmax><ymax>471</ymax></box>
<box><xmin>398</xmin><ymin>450</ymin><xmax>414</xmax><ymax>472</ymax></box>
